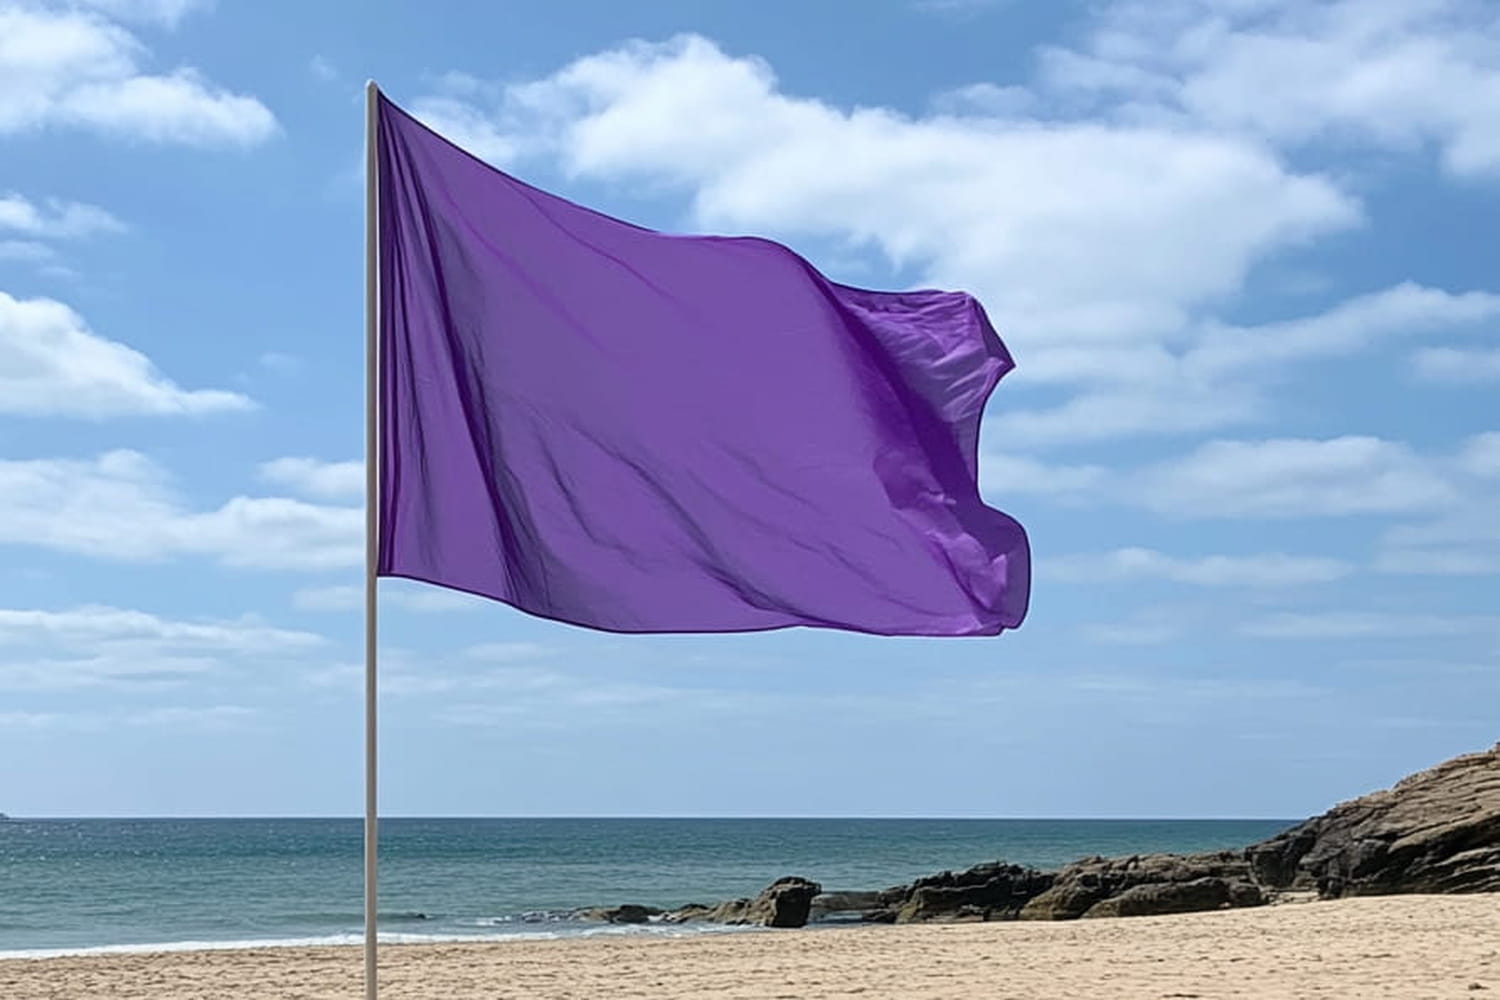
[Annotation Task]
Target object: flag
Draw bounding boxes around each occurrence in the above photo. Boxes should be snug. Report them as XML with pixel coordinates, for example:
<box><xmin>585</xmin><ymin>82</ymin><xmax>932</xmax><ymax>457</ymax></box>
<box><xmin>374</xmin><ymin>94</ymin><xmax>1029</xmax><ymax>636</ymax></box>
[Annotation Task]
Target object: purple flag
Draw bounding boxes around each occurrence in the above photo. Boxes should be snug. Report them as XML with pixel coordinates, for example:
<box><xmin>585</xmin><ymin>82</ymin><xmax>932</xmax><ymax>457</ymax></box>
<box><xmin>375</xmin><ymin>94</ymin><xmax>1029</xmax><ymax>636</ymax></box>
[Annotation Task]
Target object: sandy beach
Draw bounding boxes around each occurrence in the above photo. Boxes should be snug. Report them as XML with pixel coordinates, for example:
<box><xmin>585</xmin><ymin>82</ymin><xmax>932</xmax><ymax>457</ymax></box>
<box><xmin>3</xmin><ymin>893</ymin><xmax>1496</xmax><ymax>1000</ymax></box>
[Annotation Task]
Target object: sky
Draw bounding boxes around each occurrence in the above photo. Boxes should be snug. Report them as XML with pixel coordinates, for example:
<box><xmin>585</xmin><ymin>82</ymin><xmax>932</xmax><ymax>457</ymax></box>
<box><xmin>1</xmin><ymin>0</ymin><xmax>1497</xmax><ymax>820</ymax></box>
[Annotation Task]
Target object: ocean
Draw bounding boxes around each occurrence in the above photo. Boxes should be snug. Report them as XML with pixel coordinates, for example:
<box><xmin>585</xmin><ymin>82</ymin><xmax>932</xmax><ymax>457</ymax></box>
<box><xmin>0</xmin><ymin>817</ymin><xmax>1293</xmax><ymax>957</ymax></box>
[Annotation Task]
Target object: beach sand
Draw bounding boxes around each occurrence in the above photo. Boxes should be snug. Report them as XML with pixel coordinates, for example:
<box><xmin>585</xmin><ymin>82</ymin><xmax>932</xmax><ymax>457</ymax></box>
<box><xmin>3</xmin><ymin>893</ymin><xmax>1496</xmax><ymax>999</ymax></box>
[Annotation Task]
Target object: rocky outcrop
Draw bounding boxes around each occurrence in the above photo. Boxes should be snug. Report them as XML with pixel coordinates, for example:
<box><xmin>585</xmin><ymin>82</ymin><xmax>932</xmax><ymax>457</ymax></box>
<box><xmin>571</xmin><ymin>904</ymin><xmax>662</xmax><ymax>924</ymax></box>
<box><xmin>663</xmin><ymin>876</ymin><xmax>823</xmax><ymax>928</ymax></box>
<box><xmin>578</xmin><ymin>745</ymin><xmax>1500</xmax><ymax>931</ymax></box>
<box><xmin>1246</xmin><ymin>742</ymin><xmax>1500</xmax><ymax>898</ymax></box>
<box><xmin>808</xmin><ymin>891</ymin><xmax>885</xmax><ymax>922</ymax></box>
<box><xmin>863</xmin><ymin>862</ymin><xmax>1056</xmax><ymax>923</ymax></box>
<box><xmin>1019</xmin><ymin>851</ymin><xmax>1263</xmax><ymax>920</ymax></box>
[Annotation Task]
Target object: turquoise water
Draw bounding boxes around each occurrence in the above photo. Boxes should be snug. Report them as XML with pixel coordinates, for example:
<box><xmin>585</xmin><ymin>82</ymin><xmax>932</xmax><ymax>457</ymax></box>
<box><xmin>0</xmin><ymin>817</ymin><xmax>1292</xmax><ymax>955</ymax></box>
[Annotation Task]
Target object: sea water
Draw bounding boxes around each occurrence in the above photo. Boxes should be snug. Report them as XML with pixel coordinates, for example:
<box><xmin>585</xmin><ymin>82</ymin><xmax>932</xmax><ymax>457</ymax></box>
<box><xmin>0</xmin><ymin>817</ymin><xmax>1292</xmax><ymax>956</ymax></box>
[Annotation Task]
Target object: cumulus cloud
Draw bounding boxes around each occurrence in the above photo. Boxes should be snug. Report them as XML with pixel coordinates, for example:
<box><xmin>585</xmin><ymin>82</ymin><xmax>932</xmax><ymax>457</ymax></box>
<box><xmin>1039</xmin><ymin>0</ymin><xmax>1500</xmax><ymax>177</ymax></box>
<box><xmin>0</xmin><ymin>604</ymin><xmax>325</xmax><ymax>690</ymax></box>
<box><xmin>412</xmin><ymin>35</ymin><xmax>1359</xmax><ymax>375</ymax></box>
<box><xmin>407</xmin><ymin>32</ymin><xmax>1500</xmax><ymax>447</ymax></box>
<box><xmin>979</xmin><ymin>451</ymin><xmax>1108</xmax><ymax>500</ymax></box>
<box><xmin>0</xmin><ymin>3</ymin><xmax>276</xmax><ymax>146</ymax></box>
<box><xmin>293</xmin><ymin>581</ymin><xmax>485</xmax><ymax>613</ymax></box>
<box><xmin>983</xmin><ymin>431</ymin><xmax>1497</xmax><ymax>522</ymax></box>
<box><xmin>1134</xmin><ymin>436</ymin><xmax>1461</xmax><ymax>517</ymax></box>
<box><xmin>0</xmin><ymin>291</ymin><xmax>252</xmax><ymax>416</ymax></box>
<box><xmin>0</xmin><ymin>451</ymin><xmax>361</xmax><ymax>569</ymax></box>
<box><xmin>1414</xmin><ymin>347</ymin><xmax>1500</xmax><ymax>382</ymax></box>
<box><xmin>72</xmin><ymin>0</ymin><xmax>210</xmax><ymax>27</ymax></box>
<box><xmin>0</xmin><ymin>192</ymin><xmax>124</xmax><ymax>239</ymax></box>
<box><xmin>259</xmin><ymin>458</ymin><xmax>363</xmax><ymax>500</ymax></box>
<box><xmin>991</xmin><ymin>283</ymin><xmax>1500</xmax><ymax>444</ymax></box>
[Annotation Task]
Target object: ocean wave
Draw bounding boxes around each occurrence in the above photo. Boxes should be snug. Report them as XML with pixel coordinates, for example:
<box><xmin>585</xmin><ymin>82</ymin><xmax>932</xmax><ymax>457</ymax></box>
<box><xmin>0</xmin><ymin>922</ymin><xmax>762</xmax><ymax>961</ymax></box>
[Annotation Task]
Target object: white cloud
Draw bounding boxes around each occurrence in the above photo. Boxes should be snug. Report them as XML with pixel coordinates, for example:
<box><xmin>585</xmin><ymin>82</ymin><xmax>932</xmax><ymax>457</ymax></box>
<box><xmin>0</xmin><ymin>604</ymin><xmax>324</xmax><ymax>690</ymax></box>
<box><xmin>0</xmin><ymin>291</ymin><xmax>252</xmax><ymax>417</ymax></box>
<box><xmin>1414</xmin><ymin>347</ymin><xmax>1500</xmax><ymax>382</ymax></box>
<box><xmin>1048</xmin><ymin>547</ymin><xmax>1353</xmax><ymax>586</ymax></box>
<box><xmin>1239</xmin><ymin>611</ymin><xmax>1500</xmax><ymax>639</ymax></box>
<box><xmin>0</xmin><ymin>4</ymin><xmax>276</xmax><ymax>146</ymax></box>
<box><xmin>989</xmin><ymin>381</ymin><xmax>1262</xmax><ymax>445</ymax></box>
<box><xmin>982</xmin><ymin>432</ymin><xmax>1496</xmax><ymax>523</ymax></box>
<box><xmin>410</xmin><ymin>95</ymin><xmax>527</xmax><ymax>165</ymax></box>
<box><xmin>1373</xmin><ymin>548</ymin><xmax>1500</xmax><ymax>575</ymax></box>
<box><xmin>1181</xmin><ymin>283</ymin><xmax>1500</xmax><ymax>378</ymax></box>
<box><xmin>0</xmin><ymin>451</ymin><xmax>362</xmax><ymax>569</ymax></box>
<box><xmin>1040</xmin><ymin>0</ymin><xmax>1500</xmax><ymax>177</ymax></box>
<box><xmin>1363</xmin><ymin>437</ymin><xmax>1500</xmax><ymax>573</ymax></box>
<box><xmin>0</xmin><ymin>605</ymin><xmax>324</xmax><ymax>650</ymax></box>
<box><xmin>0</xmin><ymin>192</ymin><xmax>124</xmax><ymax>239</ymax></box>
<box><xmin>1135</xmin><ymin>436</ymin><xmax>1460</xmax><ymax>517</ymax></box>
<box><xmin>73</xmin><ymin>0</ymin><xmax>210</xmax><ymax>27</ymax></box>
<box><xmin>1377</xmin><ymin>463</ymin><xmax>1500</xmax><ymax>576</ymax></box>
<box><xmin>1459</xmin><ymin>432</ymin><xmax>1500</xmax><ymax>478</ymax></box>
<box><xmin>993</xmin><ymin>283</ymin><xmax>1500</xmax><ymax>444</ymax></box>
<box><xmin>413</xmin><ymin>34</ymin><xmax>1500</xmax><ymax>449</ymax></box>
<box><xmin>979</xmin><ymin>451</ymin><xmax>1108</xmax><ymax>500</ymax></box>
<box><xmin>414</xmin><ymin>34</ymin><xmax>1359</xmax><ymax>379</ymax></box>
<box><xmin>305</xmin><ymin>647</ymin><xmax>564</xmax><ymax>700</ymax></box>
<box><xmin>259</xmin><ymin>457</ymin><xmax>363</xmax><ymax>500</ymax></box>
<box><xmin>294</xmin><ymin>581</ymin><xmax>485</xmax><ymax>613</ymax></box>
<box><xmin>0</xmin><ymin>240</ymin><xmax>52</xmax><ymax>261</ymax></box>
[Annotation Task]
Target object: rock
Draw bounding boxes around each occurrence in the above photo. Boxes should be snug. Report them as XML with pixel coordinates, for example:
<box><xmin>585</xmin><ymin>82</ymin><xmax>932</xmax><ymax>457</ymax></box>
<box><xmin>706</xmin><ymin>897</ymin><xmax>752</xmax><ymax>923</ymax></box>
<box><xmin>809</xmin><ymin>890</ymin><xmax>884</xmax><ymax>922</ymax></box>
<box><xmin>660</xmin><ymin>903</ymin><xmax>714</xmax><ymax>924</ymax></box>
<box><xmin>572</xmin><ymin>904</ymin><xmax>662</xmax><ymax>924</ymax></box>
<box><xmin>886</xmin><ymin>862</ymin><xmax>1055</xmax><ymax>922</ymax></box>
<box><xmin>745</xmin><ymin>876</ymin><xmax>822</xmax><ymax>928</ymax></box>
<box><xmin>1246</xmin><ymin>742</ymin><xmax>1500</xmax><ymax>897</ymax></box>
<box><xmin>1081</xmin><ymin>877</ymin><xmax>1264</xmax><ymax>918</ymax></box>
<box><xmin>695</xmin><ymin>877</ymin><xmax>823</xmax><ymax>928</ymax></box>
<box><xmin>1020</xmin><ymin>852</ymin><xmax>1260</xmax><ymax>921</ymax></box>
<box><xmin>641</xmin><ymin>743</ymin><xmax>1500</xmax><ymax>933</ymax></box>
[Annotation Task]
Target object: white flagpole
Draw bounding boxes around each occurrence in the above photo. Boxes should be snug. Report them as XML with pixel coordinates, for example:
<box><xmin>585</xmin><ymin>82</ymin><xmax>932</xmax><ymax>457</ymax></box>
<box><xmin>363</xmin><ymin>78</ymin><xmax>382</xmax><ymax>1000</ymax></box>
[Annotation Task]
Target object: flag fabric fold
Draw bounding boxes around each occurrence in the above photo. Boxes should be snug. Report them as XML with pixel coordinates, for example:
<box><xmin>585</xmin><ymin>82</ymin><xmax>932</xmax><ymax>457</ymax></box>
<box><xmin>375</xmin><ymin>94</ymin><xmax>1029</xmax><ymax>636</ymax></box>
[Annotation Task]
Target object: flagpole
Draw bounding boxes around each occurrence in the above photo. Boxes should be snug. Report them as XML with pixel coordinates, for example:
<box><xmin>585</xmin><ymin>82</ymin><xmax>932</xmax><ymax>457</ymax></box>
<box><xmin>363</xmin><ymin>79</ymin><xmax>381</xmax><ymax>1000</ymax></box>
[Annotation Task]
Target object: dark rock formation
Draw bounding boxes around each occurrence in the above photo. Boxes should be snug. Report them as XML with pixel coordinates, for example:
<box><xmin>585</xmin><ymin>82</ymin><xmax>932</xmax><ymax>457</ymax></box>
<box><xmin>808</xmin><ymin>890</ymin><xmax>885</xmax><ymax>923</ymax></box>
<box><xmin>572</xmin><ymin>904</ymin><xmax>662</xmax><ymax>924</ymax></box>
<box><xmin>659</xmin><ymin>903</ymin><xmax>714</xmax><ymax>924</ymax></box>
<box><xmin>1082</xmin><ymin>876</ymin><xmax>1264</xmax><ymax>918</ymax></box>
<box><xmin>579</xmin><ymin>745</ymin><xmax>1500</xmax><ymax>931</ymax></box>
<box><xmin>1246</xmin><ymin>742</ymin><xmax>1500</xmax><ymax>898</ymax></box>
<box><xmin>664</xmin><ymin>876</ymin><xmax>823</xmax><ymax>928</ymax></box>
<box><xmin>870</xmin><ymin>862</ymin><xmax>1056</xmax><ymax>923</ymax></box>
<box><xmin>1020</xmin><ymin>851</ymin><xmax>1262</xmax><ymax>920</ymax></box>
<box><xmin>741</xmin><ymin>876</ymin><xmax>823</xmax><ymax>928</ymax></box>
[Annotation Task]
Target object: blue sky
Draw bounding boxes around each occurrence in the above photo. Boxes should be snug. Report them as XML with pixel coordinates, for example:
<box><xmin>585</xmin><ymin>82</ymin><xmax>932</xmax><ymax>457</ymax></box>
<box><xmin>2</xmin><ymin>0</ymin><xmax>1497</xmax><ymax>819</ymax></box>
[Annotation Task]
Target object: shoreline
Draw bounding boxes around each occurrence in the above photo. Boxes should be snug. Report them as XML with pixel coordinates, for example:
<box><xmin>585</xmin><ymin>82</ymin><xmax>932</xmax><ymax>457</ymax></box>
<box><xmin>3</xmin><ymin>894</ymin><xmax>1496</xmax><ymax>999</ymax></box>
<box><xmin>0</xmin><ymin>921</ymin><xmax>764</xmax><ymax>963</ymax></box>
